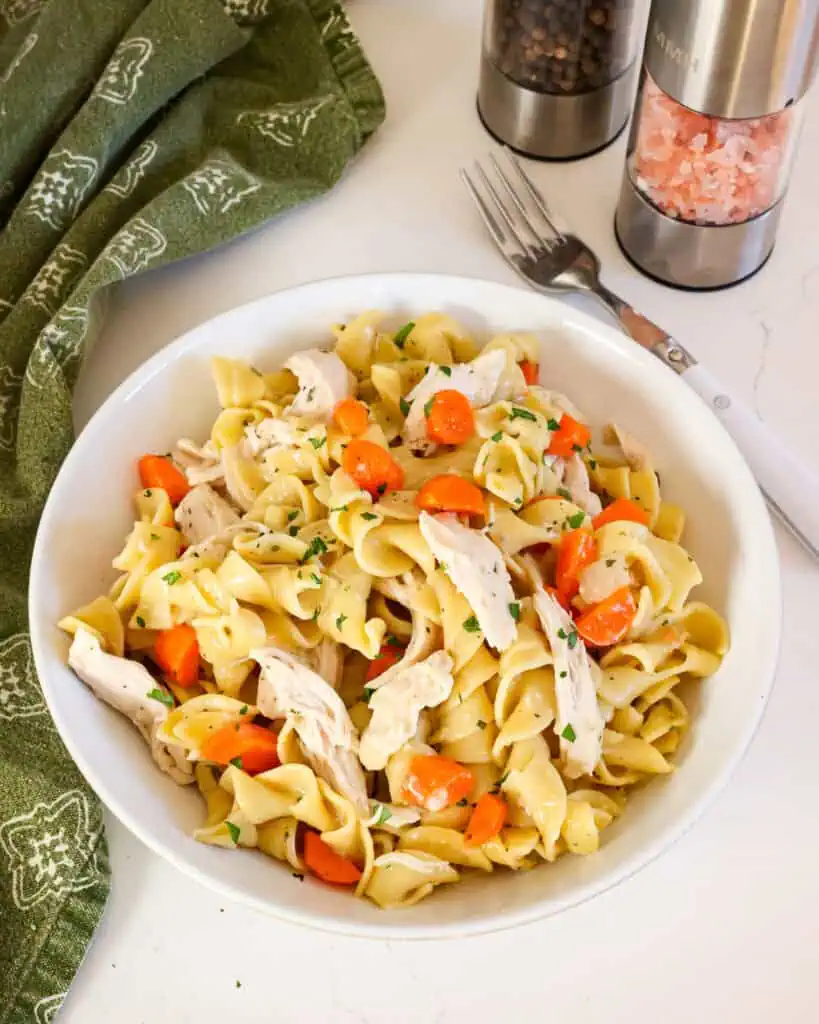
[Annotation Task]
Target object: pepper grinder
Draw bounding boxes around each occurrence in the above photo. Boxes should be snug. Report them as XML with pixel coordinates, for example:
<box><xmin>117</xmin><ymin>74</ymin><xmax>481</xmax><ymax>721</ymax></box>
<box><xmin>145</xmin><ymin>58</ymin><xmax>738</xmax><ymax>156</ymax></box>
<box><xmin>615</xmin><ymin>0</ymin><xmax>819</xmax><ymax>290</ymax></box>
<box><xmin>478</xmin><ymin>0</ymin><xmax>645</xmax><ymax>160</ymax></box>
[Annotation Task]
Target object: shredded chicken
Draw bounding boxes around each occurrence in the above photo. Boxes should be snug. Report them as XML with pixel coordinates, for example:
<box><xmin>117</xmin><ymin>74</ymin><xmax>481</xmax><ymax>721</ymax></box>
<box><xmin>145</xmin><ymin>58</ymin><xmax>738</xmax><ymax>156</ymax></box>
<box><xmin>175</xmin><ymin>484</ymin><xmax>240</xmax><ymax>545</ymax></box>
<box><xmin>360</xmin><ymin>650</ymin><xmax>454</xmax><ymax>771</ymax></box>
<box><xmin>175</xmin><ymin>438</ymin><xmax>224</xmax><ymax>486</ymax></box>
<box><xmin>251</xmin><ymin>646</ymin><xmax>368</xmax><ymax>813</ymax></box>
<box><xmin>68</xmin><ymin>629</ymin><xmax>193</xmax><ymax>785</ymax></box>
<box><xmin>244</xmin><ymin>418</ymin><xmax>304</xmax><ymax>458</ymax></box>
<box><xmin>310</xmin><ymin>637</ymin><xmax>345</xmax><ymax>690</ymax></box>
<box><xmin>604</xmin><ymin>422</ymin><xmax>653</xmax><ymax>472</ymax></box>
<box><xmin>285</xmin><ymin>348</ymin><xmax>353</xmax><ymax>419</ymax></box>
<box><xmin>562</xmin><ymin>453</ymin><xmax>602</xmax><ymax>518</ymax></box>
<box><xmin>419</xmin><ymin>511</ymin><xmax>517</xmax><ymax>652</ymax></box>
<box><xmin>533</xmin><ymin>586</ymin><xmax>604</xmax><ymax>778</ymax></box>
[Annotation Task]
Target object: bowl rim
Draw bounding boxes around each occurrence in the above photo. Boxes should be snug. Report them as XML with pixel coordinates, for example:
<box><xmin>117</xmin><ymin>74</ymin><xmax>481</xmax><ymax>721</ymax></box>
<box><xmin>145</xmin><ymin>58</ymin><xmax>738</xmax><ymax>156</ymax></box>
<box><xmin>29</xmin><ymin>271</ymin><xmax>781</xmax><ymax>940</ymax></box>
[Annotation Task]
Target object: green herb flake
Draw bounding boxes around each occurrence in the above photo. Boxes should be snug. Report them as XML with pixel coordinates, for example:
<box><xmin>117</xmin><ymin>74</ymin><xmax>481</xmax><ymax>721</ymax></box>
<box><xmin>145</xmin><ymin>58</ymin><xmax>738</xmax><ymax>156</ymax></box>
<box><xmin>309</xmin><ymin>435</ymin><xmax>326</xmax><ymax>450</ymax></box>
<box><xmin>399</xmin><ymin>397</ymin><xmax>410</xmax><ymax>416</ymax></box>
<box><xmin>557</xmin><ymin>628</ymin><xmax>568</xmax><ymax>640</ymax></box>
<box><xmin>335</xmin><ymin>614</ymin><xmax>348</xmax><ymax>631</ymax></box>
<box><xmin>491</xmin><ymin>431</ymin><xmax>503</xmax><ymax>442</ymax></box>
<box><xmin>508</xmin><ymin>602</ymin><xmax>521</xmax><ymax>622</ymax></box>
<box><xmin>312</xmin><ymin>606</ymin><xmax>320</xmax><ymax>622</ymax></box>
<box><xmin>331</xmin><ymin>504</ymin><xmax>349</xmax><ymax>513</ymax></box>
<box><xmin>567</xmin><ymin>511</ymin><xmax>586</xmax><ymax>529</ymax></box>
<box><xmin>476</xmin><ymin>719</ymin><xmax>487</xmax><ymax>730</ymax></box>
<box><xmin>135</xmin><ymin>616</ymin><xmax>146</xmax><ymax>628</ymax></box>
<box><xmin>589</xmin><ymin>458</ymin><xmax>598</xmax><ymax>469</ymax></box>
<box><xmin>239</xmin><ymin>705</ymin><xmax>249</xmax><ymax>716</ymax></box>
<box><xmin>162</xmin><ymin>570</ymin><xmax>182</xmax><ymax>586</ymax></box>
<box><xmin>361</xmin><ymin>511</ymin><xmax>378</xmax><ymax>521</ymax></box>
<box><xmin>497</xmin><ymin>771</ymin><xmax>510</xmax><ymax>787</ymax></box>
<box><xmin>456</xmin><ymin>798</ymin><xmax>470</xmax><ymax>808</ymax></box>
<box><xmin>463</xmin><ymin>615</ymin><xmax>481</xmax><ymax>633</ymax></box>
<box><xmin>423</xmin><ymin>397</ymin><xmax>434</xmax><ymax>418</ymax></box>
<box><xmin>393</xmin><ymin>321</ymin><xmax>415</xmax><ymax>349</ymax></box>
<box><xmin>287</xmin><ymin>510</ymin><xmax>299</xmax><ymax>522</ymax></box>
<box><xmin>288</xmin><ymin>525</ymin><xmax>299</xmax><ymax>537</ymax></box>
<box><xmin>572</xmin><ymin>443</ymin><xmax>583</xmax><ymax>453</ymax></box>
<box><xmin>374</xmin><ymin>804</ymin><xmax>392</xmax><ymax>826</ymax></box>
<box><xmin>230</xmin><ymin>756</ymin><xmax>243</xmax><ymax>769</ymax></box>
<box><xmin>606</xmin><ymin>559</ymin><xmax>615</xmax><ymax>568</ymax></box>
<box><xmin>292</xmin><ymin>871</ymin><xmax>305</xmax><ymax>881</ymax></box>
<box><xmin>560</xmin><ymin>670</ymin><xmax>568</xmax><ymax>678</ymax></box>
<box><xmin>235</xmin><ymin>980</ymin><xmax>242</xmax><ymax>989</ymax></box>
<box><xmin>387</xmin><ymin>634</ymin><xmax>403</xmax><ymax>648</ymax></box>
<box><xmin>567</xmin><ymin>629</ymin><xmax>579</xmax><ymax>650</ymax></box>
<box><xmin>225</xmin><ymin>821</ymin><xmax>240</xmax><ymax>845</ymax></box>
<box><xmin>557</xmin><ymin>487</ymin><xmax>572</xmax><ymax>501</ymax></box>
<box><xmin>547</xmin><ymin>418</ymin><xmax>560</xmax><ymax>431</ymax></box>
<box><xmin>143</xmin><ymin>489</ymin><xmax>152</xmax><ymax>498</ymax></box>
<box><xmin>362</xmin><ymin>687</ymin><xmax>375</xmax><ymax>703</ymax></box>
<box><xmin>146</xmin><ymin>688</ymin><xmax>174</xmax><ymax>709</ymax></box>
<box><xmin>310</xmin><ymin>573</ymin><xmax>321</xmax><ymax>585</ymax></box>
<box><xmin>510</xmin><ymin>406</ymin><xmax>536</xmax><ymax>422</ymax></box>
<box><xmin>441</xmin><ymin>365</ymin><xmax>452</xmax><ymax>377</ymax></box>
<box><xmin>150</xmin><ymin>533</ymin><xmax>159</xmax><ymax>541</ymax></box>
<box><xmin>561</xmin><ymin>724</ymin><xmax>577</xmax><ymax>743</ymax></box>
<box><xmin>301</xmin><ymin>536</ymin><xmax>328</xmax><ymax>563</ymax></box>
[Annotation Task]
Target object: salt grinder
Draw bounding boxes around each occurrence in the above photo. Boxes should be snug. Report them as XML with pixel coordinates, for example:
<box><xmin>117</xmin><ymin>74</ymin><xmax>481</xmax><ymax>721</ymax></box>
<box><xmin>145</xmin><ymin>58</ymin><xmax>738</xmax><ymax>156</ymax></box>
<box><xmin>616</xmin><ymin>0</ymin><xmax>819</xmax><ymax>290</ymax></box>
<box><xmin>478</xmin><ymin>1</ymin><xmax>645</xmax><ymax>160</ymax></box>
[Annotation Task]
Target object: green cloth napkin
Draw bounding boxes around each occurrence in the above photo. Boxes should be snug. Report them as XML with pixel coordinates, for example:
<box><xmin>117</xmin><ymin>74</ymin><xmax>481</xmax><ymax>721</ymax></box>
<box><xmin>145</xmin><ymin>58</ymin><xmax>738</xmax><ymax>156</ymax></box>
<box><xmin>0</xmin><ymin>1</ymin><xmax>383</xmax><ymax>1018</ymax></box>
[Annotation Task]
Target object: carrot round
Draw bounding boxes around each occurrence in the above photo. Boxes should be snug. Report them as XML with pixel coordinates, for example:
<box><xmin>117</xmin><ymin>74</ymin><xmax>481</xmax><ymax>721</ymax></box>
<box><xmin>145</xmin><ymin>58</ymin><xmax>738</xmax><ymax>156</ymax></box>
<box><xmin>303</xmin><ymin>830</ymin><xmax>362</xmax><ymax>886</ymax></box>
<box><xmin>138</xmin><ymin>454</ymin><xmax>190</xmax><ymax>506</ymax></box>
<box><xmin>519</xmin><ymin>360</ymin><xmax>539</xmax><ymax>386</ymax></box>
<box><xmin>366</xmin><ymin>639</ymin><xmax>404</xmax><ymax>682</ymax></box>
<box><xmin>200</xmin><ymin>722</ymin><xmax>280</xmax><ymax>775</ymax></box>
<box><xmin>416</xmin><ymin>474</ymin><xmax>485</xmax><ymax>517</ymax></box>
<box><xmin>425</xmin><ymin>390</ymin><xmax>475</xmax><ymax>445</ymax></box>
<box><xmin>333</xmin><ymin>397</ymin><xmax>369</xmax><ymax>437</ymax></box>
<box><xmin>153</xmin><ymin>624</ymin><xmax>199</xmax><ymax>687</ymax></box>
<box><xmin>464</xmin><ymin>792</ymin><xmax>508</xmax><ymax>847</ymax></box>
<box><xmin>592</xmin><ymin>497</ymin><xmax>650</xmax><ymax>530</ymax></box>
<box><xmin>342</xmin><ymin>439</ymin><xmax>404</xmax><ymax>498</ymax></box>
<box><xmin>403</xmin><ymin>755</ymin><xmax>475</xmax><ymax>811</ymax></box>
<box><xmin>547</xmin><ymin>414</ymin><xmax>591</xmax><ymax>458</ymax></box>
<box><xmin>555</xmin><ymin>529</ymin><xmax>596</xmax><ymax>602</ymax></box>
<box><xmin>575</xmin><ymin>586</ymin><xmax>637</xmax><ymax>647</ymax></box>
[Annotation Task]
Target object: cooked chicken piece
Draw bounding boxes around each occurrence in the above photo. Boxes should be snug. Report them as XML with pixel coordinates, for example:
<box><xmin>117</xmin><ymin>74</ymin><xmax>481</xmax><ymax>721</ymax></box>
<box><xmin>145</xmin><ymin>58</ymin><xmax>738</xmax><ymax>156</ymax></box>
<box><xmin>244</xmin><ymin>418</ymin><xmax>304</xmax><ymax>458</ymax></box>
<box><xmin>419</xmin><ymin>511</ymin><xmax>517</xmax><ymax>652</ymax></box>
<box><xmin>403</xmin><ymin>349</ymin><xmax>507</xmax><ymax>451</ymax></box>
<box><xmin>562</xmin><ymin>453</ymin><xmax>602</xmax><ymax>518</ymax></box>
<box><xmin>578</xmin><ymin>554</ymin><xmax>632</xmax><ymax>605</ymax></box>
<box><xmin>175</xmin><ymin>438</ymin><xmax>224</xmax><ymax>486</ymax></box>
<box><xmin>175</xmin><ymin>484</ymin><xmax>240</xmax><ymax>545</ymax></box>
<box><xmin>364</xmin><ymin>801</ymin><xmax>422</xmax><ymax>831</ymax></box>
<box><xmin>360</xmin><ymin>651</ymin><xmax>454</xmax><ymax>771</ymax></box>
<box><xmin>311</xmin><ymin>637</ymin><xmax>345</xmax><ymax>690</ymax></box>
<box><xmin>604</xmin><ymin>422</ymin><xmax>652</xmax><ymax>471</ymax></box>
<box><xmin>251</xmin><ymin>646</ymin><xmax>368</xmax><ymax>814</ymax></box>
<box><xmin>284</xmin><ymin>348</ymin><xmax>353</xmax><ymax>419</ymax></box>
<box><xmin>68</xmin><ymin>629</ymin><xmax>193</xmax><ymax>785</ymax></box>
<box><xmin>533</xmin><ymin>587</ymin><xmax>604</xmax><ymax>778</ymax></box>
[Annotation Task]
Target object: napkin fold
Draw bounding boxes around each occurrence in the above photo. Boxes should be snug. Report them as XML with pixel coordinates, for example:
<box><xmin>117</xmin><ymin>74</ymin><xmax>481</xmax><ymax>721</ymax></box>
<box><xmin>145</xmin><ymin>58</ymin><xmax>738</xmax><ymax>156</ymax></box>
<box><xmin>0</xmin><ymin>1</ymin><xmax>383</xmax><ymax>1018</ymax></box>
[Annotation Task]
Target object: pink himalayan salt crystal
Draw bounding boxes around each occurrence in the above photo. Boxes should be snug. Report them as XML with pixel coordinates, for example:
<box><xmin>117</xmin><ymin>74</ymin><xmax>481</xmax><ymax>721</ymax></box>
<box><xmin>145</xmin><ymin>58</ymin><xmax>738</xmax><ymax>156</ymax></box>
<box><xmin>632</xmin><ymin>74</ymin><xmax>794</xmax><ymax>225</ymax></box>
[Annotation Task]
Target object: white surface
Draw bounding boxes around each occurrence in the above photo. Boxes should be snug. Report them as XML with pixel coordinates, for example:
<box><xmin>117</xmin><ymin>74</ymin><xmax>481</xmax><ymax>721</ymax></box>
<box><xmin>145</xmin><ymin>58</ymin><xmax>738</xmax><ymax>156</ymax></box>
<box><xmin>31</xmin><ymin>274</ymin><xmax>780</xmax><ymax>938</ymax></box>
<box><xmin>57</xmin><ymin>0</ymin><xmax>818</xmax><ymax>1020</ymax></box>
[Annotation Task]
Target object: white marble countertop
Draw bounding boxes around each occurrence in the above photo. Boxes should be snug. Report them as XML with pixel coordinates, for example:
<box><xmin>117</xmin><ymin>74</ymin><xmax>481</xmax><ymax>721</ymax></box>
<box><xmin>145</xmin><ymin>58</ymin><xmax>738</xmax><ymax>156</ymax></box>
<box><xmin>61</xmin><ymin>2</ymin><xmax>818</xmax><ymax>1021</ymax></box>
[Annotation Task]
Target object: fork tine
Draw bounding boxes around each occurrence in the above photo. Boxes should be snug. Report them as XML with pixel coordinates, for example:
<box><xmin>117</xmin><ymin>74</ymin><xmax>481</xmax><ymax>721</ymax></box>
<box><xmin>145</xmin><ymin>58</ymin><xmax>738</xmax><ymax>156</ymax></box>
<box><xmin>459</xmin><ymin>168</ymin><xmax>522</xmax><ymax>256</ymax></box>
<box><xmin>504</xmin><ymin>148</ymin><xmax>567</xmax><ymax>240</ymax></box>
<box><xmin>473</xmin><ymin>160</ymin><xmax>534</xmax><ymax>256</ymax></box>
<box><xmin>488</xmin><ymin>152</ymin><xmax>553</xmax><ymax>250</ymax></box>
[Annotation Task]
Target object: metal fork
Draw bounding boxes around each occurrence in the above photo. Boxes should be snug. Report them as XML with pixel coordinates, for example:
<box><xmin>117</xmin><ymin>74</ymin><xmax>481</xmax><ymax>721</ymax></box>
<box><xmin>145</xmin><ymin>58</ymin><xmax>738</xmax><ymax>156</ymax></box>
<box><xmin>461</xmin><ymin>150</ymin><xmax>819</xmax><ymax>561</ymax></box>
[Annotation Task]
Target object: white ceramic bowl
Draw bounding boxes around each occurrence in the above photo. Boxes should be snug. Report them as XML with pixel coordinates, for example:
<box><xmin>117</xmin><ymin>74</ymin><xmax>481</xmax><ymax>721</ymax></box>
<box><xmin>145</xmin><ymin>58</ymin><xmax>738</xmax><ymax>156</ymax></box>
<box><xmin>29</xmin><ymin>273</ymin><xmax>780</xmax><ymax>939</ymax></box>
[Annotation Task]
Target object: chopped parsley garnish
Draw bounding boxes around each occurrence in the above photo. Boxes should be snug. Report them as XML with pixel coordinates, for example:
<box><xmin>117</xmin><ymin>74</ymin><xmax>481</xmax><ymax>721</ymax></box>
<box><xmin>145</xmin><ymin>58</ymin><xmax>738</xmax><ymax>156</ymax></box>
<box><xmin>309</xmin><ymin>435</ymin><xmax>326</xmax><ymax>450</ymax></box>
<box><xmin>311</xmin><ymin>573</ymin><xmax>321</xmax><ymax>585</ymax></box>
<box><xmin>508</xmin><ymin>602</ymin><xmax>521</xmax><ymax>622</ymax></box>
<box><xmin>441</xmin><ymin>365</ymin><xmax>452</xmax><ymax>377</ymax></box>
<box><xmin>456</xmin><ymin>798</ymin><xmax>470</xmax><ymax>807</ymax></box>
<box><xmin>146</xmin><ymin>688</ymin><xmax>174</xmax><ymax>709</ymax></box>
<box><xmin>588</xmin><ymin>458</ymin><xmax>597</xmax><ymax>469</ymax></box>
<box><xmin>374</xmin><ymin>804</ymin><xmax>392</xmax><ymax>826</ymax></box>
<box><xmin>393</xmin><ymin>321</ymin><xmax>415</xmax><ymax>349</ymax></box>
<box><xmin>497</xmin><ymin>771</ymin><xmax>510</xmax><ymax>787</ymax></box>
<box><xmin>150</xmin><ymin>533</ymin><xmax>159</xmax><ymax>541</ymax></box>
<box><xmin>510</xmin><ymin>406</ymin><xmax>536</xmax><ymax>422</ymax></box>
<box><xmin>567</xmin><ymin>629</ymin><xmax>579</xmax><ymax>650</ymax></box>
<box><xmin>287</xmin><ymin>510</ymin><xmax>299</xmax><ymax>522</ymax></box>
<box><xmin>423</xmin><ymin>397</ymin><xmax>434</xmax><ymax>418</ymax></box>
<box><xmin>300</xmin><ymin>536</ymin><xmax>328</xmax><ymax>562</ymax></box>
<box><xmin>560</xmin><ymin>671</ymin><xmax>568</xmax><ymax>678</ymax></box>
<box><xmin>288</xmin><ymin>525</ymin><xmax>299</xmax><ymax>537</ymax></box>
<box><xmin>162</xmin><ymin>570</ymin><xmax>182</xmax><ymax>585</ymax></box>
<box><xmin>605</xmin><ymin>559</ymin><xmax>615</xmax><ymax>567</ymax></box>
<box><xmin>361</xmin><ymin>511</ymin><xmax>378</xmax><ymax>521</ymax></box>
<box><xmin>547</xmin><ymin>418</ymin><xmax>560</xmax><ymax>431</ymax></box>
<box><xmin>557</xmin><ymin>628</ymin><xmax>567</xmax><ymax>639</ymax></box>
<box><xmin>292</xmin><ymin>872</ymin><xmax>304</xmax><ymax>882</ymax></box>
<box><xmin>557</xmin><ymin>487</ymin><xmax>572</xmax><ymax>501</ymax></box>
<box><xmin>561</xmin><ymin>724</ymin><xmax>577</xmax><ymax>743</ymax></box>
<box><xmin>225</xmin><ymin>821</ymin><xmax>240</xmax><ymax>845</ymax></box>
<box><xmin>491</xmin><ymin>431</ymin><xmax>503</xmax><ymax>442</ymax></box>
<box><xmin>143</xmin><ymin>489</ymin><xmax>152</xmax><ymax>497</ymax></box>
<box><xmin>387</xmin><ymin>634</ymin><xmax>403</xmax><ymax>648</ymax></box>
<box><xmin>362</xmin><ymin>687</ymin><xmax>374</xmax><ymax>703</ymax></box>
<box><xmin>312</xmin><ymin>606</ymin><xmax>320</xmax><ymax>622</ymax></box>
<box><xmin>230</xmin><ymin>756</ymin><xmax>243</xmax><ymax>769</ymax></box>
<box><xmin>376</xmin><ymin>483</ymin><xmax>387</xmax><ymax>496</ymax></box>
<box><xmin>567</xmin><ymin>511</ymin><xmax>586</xmax><ymax>529</ymax></box>
<box><xmin>399</xmin><ymin>397</ymin><xmax>410</xmax><ymax>416</ymax></box>
<box><xmin>239</xmin><ymin>705</ymin><xmax>249</xmax><ymax>716</ymax></box>
<box><xmin>135</xmin><ymin>615</ymin><xmax>146</xmax><ymax>628</ymax></box>
<box><xmin>476</xmin><ymin>719</ymin><xmax>487</xmax><ymax>730</ymax></box>
<box><xmin>331</xmin><ymin>504</ymin><xmax>349</xmax><ymax>513</ymax></box>
<box><xmin>462</xmin><ymin>615</ymin><xmax>481</xmax><ymax>633</ymax></box>
<box><xmin>572</xmin><ymin>443</ymin><xmax>583</xmax><ymax>453</ymax></box>
<box><xmin>335</xmin><ymin>613</ymin><xmax>347</xmax><ymax>631</ymax></box>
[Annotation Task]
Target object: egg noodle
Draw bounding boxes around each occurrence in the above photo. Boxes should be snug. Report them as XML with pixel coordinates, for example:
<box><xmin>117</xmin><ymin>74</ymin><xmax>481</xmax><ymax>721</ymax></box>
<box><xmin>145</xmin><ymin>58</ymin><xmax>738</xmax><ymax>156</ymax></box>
<box><xmin>59</xmin><ymin>312</ymin><xmax>729</xmax><ymax>909</ymax></box>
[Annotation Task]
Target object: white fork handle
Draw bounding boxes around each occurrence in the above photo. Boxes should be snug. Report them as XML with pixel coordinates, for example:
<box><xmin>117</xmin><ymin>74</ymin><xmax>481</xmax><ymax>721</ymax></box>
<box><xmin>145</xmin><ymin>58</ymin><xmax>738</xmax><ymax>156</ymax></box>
<box><xmin>681</xmin><ymin>363</ymin><xmax>819</xmax><ymax>558</ymax></box>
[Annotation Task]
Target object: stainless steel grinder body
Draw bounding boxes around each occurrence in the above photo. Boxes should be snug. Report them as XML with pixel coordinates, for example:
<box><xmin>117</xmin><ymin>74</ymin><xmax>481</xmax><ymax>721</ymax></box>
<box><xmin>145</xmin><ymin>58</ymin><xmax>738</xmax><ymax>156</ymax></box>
<box><xmin>615</xmin><ymin>0</ymin><xmax>819</xmax><ymax>289</ymax></box>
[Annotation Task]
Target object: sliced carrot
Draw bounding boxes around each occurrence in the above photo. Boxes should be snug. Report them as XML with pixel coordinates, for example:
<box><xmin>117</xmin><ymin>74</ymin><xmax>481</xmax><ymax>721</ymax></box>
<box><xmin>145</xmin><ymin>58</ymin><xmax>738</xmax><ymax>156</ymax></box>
<box><xmin>200</xmin><ymin>722</ymin><xmax>280</xmax><ymax>775</ymax></box>
<box><xmin>153</xmin><ymin>624</ymin><xmax>199</xmax><ymax>687</ymax></box>
<box><xmin>333</xmin><ymin>397</ymin><xmax>369</xmax><ymax>437</ymax></box>
<box><xmin>575</xmin><ymin>586</ymin><xmax>637</xmax><ymax>647</ymax></box>
<box><xmin>366</xmin><ymin>639</ymin><xmax>405</xmax><ymax>682</ymax></box>
<box><xmin>403</xmin><ymin>755</ymin><xmax>475</xmax><ymax>811</ymax></box>
<box><xmin>519</xmin><ymin>360</ymin><xmax>539</xmax><ymax>386</ymax></box>
<box><xmin>303</xmin><ymin>830</ymin><xmax>362</xmax><ymax>886</ymax></box>
<box><xmin>416</xmin><ymin>474</ymin><xmax>485</xmax><ymax>518</ymax></box>
<box><xmin>464</xmin><ymin>793</ymin><xmax>507</xmax><ymax>847</ymax></box>
<box><xmin>138</xmin><ymin>454</ymin><xmax>190</xmax><ymax>506</ymax></box>
<box><xmin>342</xmin><ymin>439</ymin><xmax>404</xmax><ymax>498</ymax></box>
<box><xmin>555</xmin><ymin>529</ymin><xmax>596</xmax><ymax>602</ymax></box>
<box><xmin>425</xmin><ymin>390</ymin><xmax>475</xmax><ymax>445</ymax></box>
<box><xmin>547</xmin><ymin>414</ymin><xmax>591</xmax><ymax>458</ymax></box>
<box><xmin>592</xmin><ymin>497</ymin><xmax>650</xmax><ymax>530</ymax></box>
